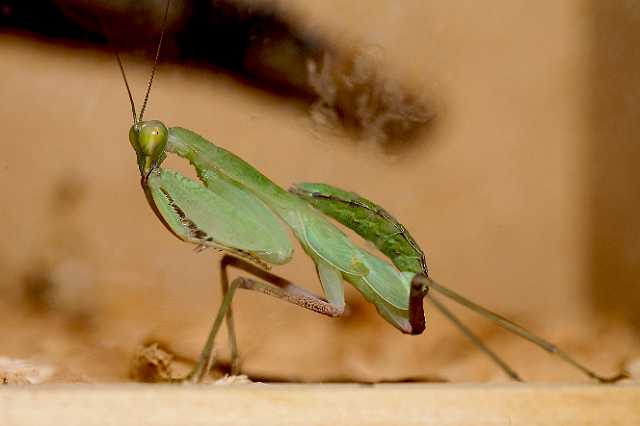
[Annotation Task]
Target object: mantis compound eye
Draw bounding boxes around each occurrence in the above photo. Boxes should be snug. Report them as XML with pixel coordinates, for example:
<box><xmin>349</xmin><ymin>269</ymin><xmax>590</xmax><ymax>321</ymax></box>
<box><xmin>138</xmin><ymin>120</ymin><xmax>168</xmax><ymax>157</ymax></box>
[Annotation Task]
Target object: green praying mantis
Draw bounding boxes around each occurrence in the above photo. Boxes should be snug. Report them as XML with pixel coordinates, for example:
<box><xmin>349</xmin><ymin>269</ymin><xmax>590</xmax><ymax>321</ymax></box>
<box><xmin>117</xmin><ymin>2</ymin><xmax>626</xmax><ymax>383</ymax></box>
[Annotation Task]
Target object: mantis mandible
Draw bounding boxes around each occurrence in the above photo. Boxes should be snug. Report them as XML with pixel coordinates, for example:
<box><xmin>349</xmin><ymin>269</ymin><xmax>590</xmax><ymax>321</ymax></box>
<box><xmin>117</xmin><ymin>1</ymin><xmax>626</xmax><ymax>383</ymax></box>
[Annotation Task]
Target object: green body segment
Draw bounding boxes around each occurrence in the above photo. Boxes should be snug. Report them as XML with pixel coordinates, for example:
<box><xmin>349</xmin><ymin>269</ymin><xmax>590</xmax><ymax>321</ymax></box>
<box><xmin>165</xmin><ymin>127</ymin><xmax>371</xmax><ymax>278</ymax></box>
<box><xmin>166</xmin><ymin>128</ymin><xmax>415</xmax><ymax>315</ymax></box>
<box><xmin>291</xmin><ymin>183</ymin><xmax>427</xmax><ymax>274</ymax></box>
<box><xmin>314</xmin><ymin>256</ymin><xmax>345</xmax><ymax>309</ymax></box>
<box><xmin>303</xmin><ymin>244</ymin><xmax>413</xmax><ymax>331</ymax></box>
<box><xmin>132</xmin><ymin>122</ymin><xmax>417</xmax><ymax>332</ymax></box>
<box><xmin>348</xmin><ymin>251</ymin><xmax>416</xmax><ymax>332</ymax></box>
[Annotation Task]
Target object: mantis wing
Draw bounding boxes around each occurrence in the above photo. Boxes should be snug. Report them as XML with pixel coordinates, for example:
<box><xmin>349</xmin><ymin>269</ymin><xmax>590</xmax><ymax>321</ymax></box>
<box><xmin>295</xmin><ymin>206</ymin><xmax>410</xmax><ymax>310</ymax></box>
<box><xmin>308</xmin><ymin>234</ymin><xmax>411</xmax><ymax>330</ymax></box>
<box><xmin>356</xmin><ymin>250</ymin><xmax>412</xmax><ymax>310</ymax></box>
<box><xmin>146</xmin><ymin>169</ymin><xmax>293</xmax><ymax>265</ymax></box>
<box><xmin>291</xmin><ymin>183</ymin><xmax>415</xmax><ymax>309</ymax></box>
<box><xmin>292</xmin><ymin>182</ymin><xmax>425</xmax><ymax>274</ymax></box>
<box><xmin>345</xmin><ymin>253</ymin><xmax>414</xmax><ymax>332</ymax></box>
<box><xmin>295</xmin><ymin>209</ymin><xmax>369</xmax><ymax>276</ymax></box>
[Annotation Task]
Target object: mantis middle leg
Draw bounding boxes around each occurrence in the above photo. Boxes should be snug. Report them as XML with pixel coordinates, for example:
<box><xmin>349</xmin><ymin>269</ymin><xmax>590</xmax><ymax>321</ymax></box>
<box><xmin>186</xmin><ymin>254</ymin><xmax>345</xmax><ymax>383</ymax></box>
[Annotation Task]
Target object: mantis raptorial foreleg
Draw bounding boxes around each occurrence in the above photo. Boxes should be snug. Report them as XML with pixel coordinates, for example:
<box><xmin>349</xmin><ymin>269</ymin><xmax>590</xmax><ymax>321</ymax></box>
<box><xmin>186</xmin><ymin>255</ymin><xmax>345</xmax><ymax>383</ymax></box>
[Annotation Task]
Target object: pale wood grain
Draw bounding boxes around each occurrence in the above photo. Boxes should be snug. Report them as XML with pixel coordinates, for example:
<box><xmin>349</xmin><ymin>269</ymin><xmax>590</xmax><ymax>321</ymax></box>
<box><xmin>1</xmin><ymin>383</ymin><xmax>638</xmax><ymax>426</ymax></box>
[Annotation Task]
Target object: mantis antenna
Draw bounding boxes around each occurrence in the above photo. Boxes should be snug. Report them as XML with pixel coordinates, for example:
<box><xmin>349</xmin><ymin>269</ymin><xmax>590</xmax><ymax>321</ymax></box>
<box><xmin>139</xmin><ymin>0</ymin><xmax>171</xmax><ymax>122</ymax></box>
<box><xmin>115</xmin><ymin>51</ymin><xmax>137</xmax><ymax>124</ymax></box>
<box><xmin>113</xmin><ymin>0</ymin><xmax>171</xmax><ymax>124</ymax></box>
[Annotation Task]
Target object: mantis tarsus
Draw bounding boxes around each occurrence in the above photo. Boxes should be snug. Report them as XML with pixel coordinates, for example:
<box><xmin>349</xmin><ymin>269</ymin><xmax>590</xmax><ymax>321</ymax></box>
<box><xmin>117</xmin><ymin>1</ymin><xmax>627</xmax><ymax>383</ymax></box>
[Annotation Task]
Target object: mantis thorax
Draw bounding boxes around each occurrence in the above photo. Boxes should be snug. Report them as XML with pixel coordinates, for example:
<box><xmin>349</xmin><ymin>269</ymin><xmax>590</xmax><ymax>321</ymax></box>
<box><xmin>129</xmin><ymin>120</ymin><xmax>168</xmax><ymax>177</ymax></box>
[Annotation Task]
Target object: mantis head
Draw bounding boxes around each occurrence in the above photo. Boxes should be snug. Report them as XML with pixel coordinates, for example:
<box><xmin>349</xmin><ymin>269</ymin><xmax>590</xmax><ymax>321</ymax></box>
<box><xmin>114</xmin><ymin>1</ymin><xmax>171</xmax><ymax>179</ymax></box>
<box><xmin>129</xmin><ymin>120</ymin><xmax>168</xmax><ymax>177</ymax></box>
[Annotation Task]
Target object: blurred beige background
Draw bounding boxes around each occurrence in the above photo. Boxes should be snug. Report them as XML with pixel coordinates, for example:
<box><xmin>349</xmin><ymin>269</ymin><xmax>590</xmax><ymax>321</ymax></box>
<box><xmin>0</xmin><ymin>0</ymin><xmax>638</xmax><ymax>383</ymax></box>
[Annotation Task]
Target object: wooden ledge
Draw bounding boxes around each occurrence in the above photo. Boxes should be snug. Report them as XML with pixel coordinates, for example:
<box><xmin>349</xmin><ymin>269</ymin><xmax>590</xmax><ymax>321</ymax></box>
<box><xmin>1</xmin><ymin>383</ymin><xmax>639</xmax><ymax>425</ymax></box>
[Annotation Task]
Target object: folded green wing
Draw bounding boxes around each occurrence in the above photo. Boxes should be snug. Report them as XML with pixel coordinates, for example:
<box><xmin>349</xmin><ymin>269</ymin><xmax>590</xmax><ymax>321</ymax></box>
<box><xmin>294</xmin><ymin>209</ymin><xmax>369</xmax><ymax>276</ymax></box>
<box><xmin>292</xmin><ymin>182</ymin><xmax>425</xmax><ymax>274</ymax></box>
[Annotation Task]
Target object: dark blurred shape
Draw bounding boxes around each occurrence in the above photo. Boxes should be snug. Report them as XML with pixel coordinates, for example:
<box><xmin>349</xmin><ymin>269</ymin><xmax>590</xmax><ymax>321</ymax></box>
<box><xmin>22</xmin><ymin>263</ymin><xmax>55</xmax><ymax>313</ymax></box>
<box><xmin>51</xmin><ymin>173</ymin><xmax>87</xmax><ymax>214</ymax></box>
<box><xmin>0</xmin><ymin>0</ymin><xmax>100</xmax><ymax>41</ymax></box>
<box><xmin>0</xmin><ymin>0</ymin><xmax>433</xmax><ymax>146</ymax></box>
<box><xmin>588</xmin><ymin>2</ymin><xmax>640</xmax><ymax>332</ymax></box>
<box><xmin>308</xmin><ymin>49</ymin><xmax>433</xmax><ymax>146</ymax></box>
<box><xmin>21</xmin><ymin>261</ymin><xmax>96</xmax><ymax>332</ymax></box>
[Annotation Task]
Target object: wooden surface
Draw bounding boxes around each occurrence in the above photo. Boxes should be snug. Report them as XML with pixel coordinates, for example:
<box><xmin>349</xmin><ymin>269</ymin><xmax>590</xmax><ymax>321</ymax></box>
<box><xmin>1</xmin><ymin>383</ymin><xmax>638</xmax><ymax>425</ymax></box>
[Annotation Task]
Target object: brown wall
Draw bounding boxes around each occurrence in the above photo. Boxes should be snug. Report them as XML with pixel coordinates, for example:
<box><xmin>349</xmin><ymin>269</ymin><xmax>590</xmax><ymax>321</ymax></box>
<box><xmin>587</xmin><ymin>1</ymin><xmax>640</xmax><ymax>330</ymax></box>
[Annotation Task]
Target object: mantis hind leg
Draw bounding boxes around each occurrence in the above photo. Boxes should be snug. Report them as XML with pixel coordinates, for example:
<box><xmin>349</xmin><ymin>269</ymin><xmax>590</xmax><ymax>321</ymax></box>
<box><xmin>426</xmin><ymin>292</ymin><xmax>522</xmax><ymax>381</ymax></box>
<box><xmin>186</xmin><ymin>254</ymin><xmax>345</xmax><ymax>383</ymax></box>
<box><xmin>414</xmin><ymin>273</ymin><xmax>628</xmax><ymax>383</ymax></box>
<box><xmin>409</xmin><ymin>274</ymin><xmax>522</xmax><ymax>380</ymax></box>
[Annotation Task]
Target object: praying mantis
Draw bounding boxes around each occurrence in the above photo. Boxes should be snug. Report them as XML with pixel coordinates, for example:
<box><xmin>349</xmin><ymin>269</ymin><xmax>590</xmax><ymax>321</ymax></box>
<box><xmin>118</xmin><ymin>1</ymin><xmax>626</xmax><ymax>383</ymax></box>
